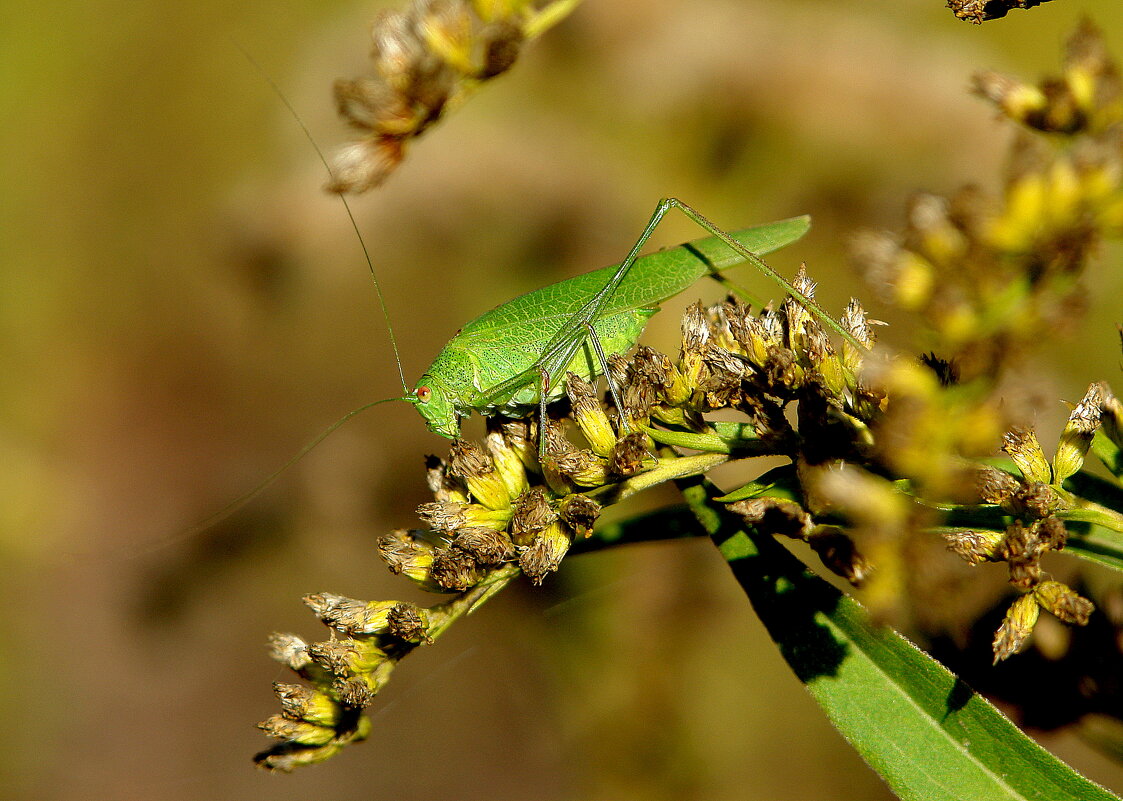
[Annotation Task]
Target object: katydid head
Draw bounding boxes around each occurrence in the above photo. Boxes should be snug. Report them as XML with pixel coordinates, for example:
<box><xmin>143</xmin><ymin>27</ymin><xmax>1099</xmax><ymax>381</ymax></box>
<box><xmin>412</xmin><ymin>376</ymin><xmax>461</xmax><ymax>439</ymax></box>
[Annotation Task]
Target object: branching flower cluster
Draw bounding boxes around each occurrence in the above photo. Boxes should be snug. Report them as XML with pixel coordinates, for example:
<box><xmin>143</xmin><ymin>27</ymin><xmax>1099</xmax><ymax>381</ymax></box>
<box><xmin>255</xmin><ymin>17</ymin><xmax>1123</xmax><ymax>772</ymax></box>
<box><xmin>947</xmin><ymin>0</ymin><xmax>1055</xmax><ymax>24</ymax></box>
<box><xmin>254</xmin><ymin>259</ymin><xmax>884</xmax><ymax>769</ymax></box>
<box><xmin>328</xmin><ymin>0</ymin><xmax>580</xmax><ymax>192</ymax></box>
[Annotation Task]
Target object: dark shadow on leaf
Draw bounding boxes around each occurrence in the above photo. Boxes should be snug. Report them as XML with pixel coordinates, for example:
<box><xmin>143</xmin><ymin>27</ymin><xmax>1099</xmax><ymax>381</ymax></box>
<box><xmin>945</xmin><ymin>677</ymin><xmax>976</xmax><ymax>716</ymax></box>
<box><xmin>709</xmin><ymin>504</ymin><xmax>848</xmax><ymax>682</ymax></box>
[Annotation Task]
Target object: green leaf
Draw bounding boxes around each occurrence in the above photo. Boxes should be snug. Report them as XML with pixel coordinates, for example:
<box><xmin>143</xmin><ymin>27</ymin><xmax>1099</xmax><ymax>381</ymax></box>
<box><xmin>1092</xmin><ymin>431</ymin><xmax>1123</xmax><ymax>479</ymax></box>
<box><xmin>1063</xmin><ymin>521</ymin><xmax>1123</xmax><ymax>572</ymax></box>
<box><xmin>645</xmin><ymin>422</ymin><xmax>765</xmax><ymax>454</ymax></box>
<box><xmin>679</xmin><ymin>478</ymin><xmax>1120</xmax><ymax>801</ymax></box>
<box><xmin>712</xmin><ymin>464</ymin><xmax>803</xmax><ymax>503</ymax></box>
<box><xmin>1059</xmin><ymin>470</ymin><xmax>1123</xmax><ymax>572</ymax></box>
<box><xmin>1065</xmin><ymin>469</ymin><xmax>1123</xmax><ymax>515</ymax></box>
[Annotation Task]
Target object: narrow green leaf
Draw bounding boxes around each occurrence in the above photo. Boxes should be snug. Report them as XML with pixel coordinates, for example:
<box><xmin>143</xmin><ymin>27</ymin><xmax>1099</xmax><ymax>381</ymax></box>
<box><xmin>645</xmin><ymin>427</ymin><xmax>736</xmax><ymax>453</ymax></box>
<box><xmin>679</xmin><ymin>478</ymin><xmax>1120</xmax><ymax>801</ymax></box>
<box><xmin>1092</xmin><ymin>431</ymin><xmax>1123</xmax><ymax>479</ymax></box>
<box><xmin>1065</xmin><ymin>468</ymin><xmax>1123</xmax><ymax>514</ymax></box>
<box><xmin>1063</xmin><ymin>521</ymin><xmax>1123</xmax><ymax>572</ymax></box>
<box><xmin>645</xmin><ymin>422</ymin><xmax>764</xmax><ymax>454</ymax></box>
<box><xmin>712</xmin><ymin>464</ymin><xmax>803</xmax><ymax>503</ymax></box>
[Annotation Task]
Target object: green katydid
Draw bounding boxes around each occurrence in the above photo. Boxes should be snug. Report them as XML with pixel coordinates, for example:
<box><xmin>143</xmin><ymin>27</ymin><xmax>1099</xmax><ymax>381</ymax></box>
<box><xmin>405</xmin><ymin>198</ymin><xmax>860</xmax><ymax>445</ymax></box>
<box><xmin>195</xmin><ymin>198</ymin><xmax>853</xmax><ymax>533</ymax></box>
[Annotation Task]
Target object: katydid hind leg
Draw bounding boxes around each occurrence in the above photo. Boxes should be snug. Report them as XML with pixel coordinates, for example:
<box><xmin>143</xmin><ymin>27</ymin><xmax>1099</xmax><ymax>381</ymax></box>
<box><xmin>475</xmin><ymin>198</ymin><xmax>707</xmax><ymax>413</ymax></box>
<box><xmin>478</xmin><ymin>197</ymin><xmax>863</xmax><ymax>435</ymax></box>
<box><xmin>657</xmin><ymin>198</ymin><xmax>863</xmax><ymax>351</ymax></box>
<box><xmin>536</xmin><ymin>366</ymin><xmax>550</xmax><ymax>460</ymax></box>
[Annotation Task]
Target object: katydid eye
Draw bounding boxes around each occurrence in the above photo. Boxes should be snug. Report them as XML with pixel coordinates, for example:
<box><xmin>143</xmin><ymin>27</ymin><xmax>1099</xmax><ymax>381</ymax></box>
<box><xmin>416</xmin><ymin>386</ymin><xmax>432</xmax><ymax>403</ymax></box>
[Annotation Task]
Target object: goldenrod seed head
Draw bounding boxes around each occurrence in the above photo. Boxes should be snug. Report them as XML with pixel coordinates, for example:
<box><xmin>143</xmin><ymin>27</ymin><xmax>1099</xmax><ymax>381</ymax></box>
<box><xmin>620</xmin><ymin>358</ymin><xmax>661</xmax><ymax>426</ymax></box>
<box><xmin>387</xmin><ymin>602</ymin><xmax>431</xmax><ymax>643</ymax></box>
<box><xmin>426</xmin><ymin>455</ymin><xmax>469</xmax><ymax>503</ymax></box>
<box><xmin>716</xmin><ymin>300</ymin><xmax>748</xmax><ymax>352</ymax></box>
<box><xmin>417</xmin><ymin>500</ymin><xmax>511</xmax><ymax>531</ymax></box>
<box><xmin>554</xmin><ymin>448</ymin><xmax>610</xmax><ymax>488</ymax></box>
<box><xmin>519</xmin><ymin>521</ymin><xmax>572</xmax><ymax>584</ymax></box>
<box><xmin>258</xmin><ymin>714</ymin><xmax>337</xmax><ymax>747</ymax></box>
<box><xmin>268</xmin><ymin>632</ymin><xmax>312</xmax><ymax>671</ymax></box>
<box><xmin>1008</xmin><ymin>559</ymin><xmax>1044</xmax><ymax>590</ymax></box>
<box><xmin>681</xmin><ymin>301</ymin><xmax>711</xmax><ymax>351</ymax></box>
<box><xmin>783</xmin><ymin>266</ymin><xmax>815</xmax><ymax>348</ymax></box>
<box><xmin>333</xmin><ymin>77</ymin><xmax>414</xmax><ymax>135</ymax></box>
<box><xmin>378</xmin><ymin>529</ymin><xmax>444</xmax><ymax>591</ymax></box>
<box><xmin>430</xmin><ymin>546</ymin><xmax>484</xmax><ymax>591</ymax></box>
<box><xmin>558</xmin><ymin>493</ymin><xmax>601</xmax><ymax>538</ymax></box>
<box><xmin>944</xmin><ymin>529</ymin><xmax>1007</xmax><ymax>565</ymax></box>
<box><xmin>333</xmin><ymin>677</ymin><xmax>377</xmax><ymax>709</ymax></box>
<box><xmin>453</xmin><ymin>525</ymin><xmax>515</xmax><ymax>564</ymax></box>
<box><xmin>610</xmin><ymin>432</ymin><xmax>653</xmax><ymax>478</ymax></box>
<box><xmin>729</xmin><ymin>497</ymin><xmax>812</xmax><ymax>540</ymax></box>
<box><xmin>701</xmin><ymin>342</ymin><xmax>749</xmax><ymax>386</ymax></box>
<box><xmin>993</xmin><ymin>593</ymin><xmax>1041</xmax><ymax>662</ymax></box>
<box><xmin>449</xmin><ymin>439</ymin><xmax>512</xmax><ymax>511</ymax></box>
<box><xmin>1037</xmin><ymin>516</ymin><xmax>1068</xmax><ymax>551</ymax></box>
<box><xmin>1053</xmin><ymin>382</ymin><xmax>1104</xmax><ymax>484</ymax></box>
<box><xmin>633</xmin><ymin>345</ymin><xmax>672</xmax><ymax>388</ymax></box>
<box><xmin>808</xmin><ymin>526</ymin><xmax>872</xmax><ymax>585</ymax></box>
<box><xmin>304</xmin><ymin>593</ymin><xmax>394</xmax><ymax>636</ymax></box>
<box><xmin>485</xmin><ymin>425</ymin><xmax>530</xmax><ymax>500</ymax></box>
<box><xmin>1002</xmin><ymin>427</ymin><xmax>1053</xmax><ymax>484</ymax></box>
<box><xmin>999</xmin><ymin>520</ymin><xmax>1041</xmax><ymax>563</ymax></box>
<box><xmin>308</xmin><ymin>639</ymin><xmax>389</xmax><ymax>678</ymax></box>
<box><xmin>976</xmin><ymin>465</ymin><xmax>1023</xmax><ymax>505</ymax></box>
<box><xmin>1034</xmin><ymin>580</ymin><xmax>1094</xmax><ymax>624</ymax></box>
<box><xmin>841</xmin><ymin>299</ymin><xmax>874</xmax><ymax>369</ymax></box>
<box><xmin>510</xmin><ymin>486</ymin><xmax>558</xmax><ymax>545</ymax></box>
<box><xmin>274</xmin><ymin>682</ymin><xmax>342</xmax><ymax>727</ymax></box>
<box><xmin>499</xmin><ymin>417</ymin><xmax>540</xmax><ymax>473</ymax></box>
<box><xmin>327</xmin><ymin>138</ymin><xmax>405</xmax><ymax>194</ymax></box>
<box><xmin>370</xmin><ymin>10</ymin><xmax>424</xmax><ymax>92</ymax></box>
<box><xmin>566</xmin><ymin>372</ymin><xmax>617</xmax><ymax>457</ymax></box>
<box><xmin>1013</xmin><ymin>481</ymin><xmax>1061</xmax><ymax>519</ymax></box>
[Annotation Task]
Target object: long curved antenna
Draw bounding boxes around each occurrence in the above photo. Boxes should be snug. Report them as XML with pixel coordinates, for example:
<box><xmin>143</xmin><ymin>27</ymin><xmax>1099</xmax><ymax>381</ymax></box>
<box><xmin>238</xmin><ymin>43</ymin><xmax>409</xmax><ymax>393</ymax></box>
<box><xmin>105</xmin><ymin>397</ymin><xmax>408</xmax><ymax>561</ymax></box>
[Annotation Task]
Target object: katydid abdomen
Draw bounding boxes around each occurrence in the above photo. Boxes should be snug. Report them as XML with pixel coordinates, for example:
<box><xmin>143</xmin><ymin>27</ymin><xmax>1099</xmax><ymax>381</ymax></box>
<box><xmin>413</xmin><ymin>214</ymin><xmax>811</xmax><ymax>438</ymax></box>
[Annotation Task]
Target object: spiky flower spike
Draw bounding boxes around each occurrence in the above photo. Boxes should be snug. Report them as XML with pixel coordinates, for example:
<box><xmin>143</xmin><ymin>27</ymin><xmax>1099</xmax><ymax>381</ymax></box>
<box><xmin>257</xmin><ymin>22</ymin><xmax>1123</xmax><ymax>770</ymax></box>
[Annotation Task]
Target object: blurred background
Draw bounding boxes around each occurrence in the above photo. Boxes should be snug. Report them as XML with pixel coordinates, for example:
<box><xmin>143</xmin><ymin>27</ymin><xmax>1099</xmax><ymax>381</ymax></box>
<box><xmin>4</xmin><ymin>0</ymin><xmax>1123</xmax><ymax>798</ymax></box>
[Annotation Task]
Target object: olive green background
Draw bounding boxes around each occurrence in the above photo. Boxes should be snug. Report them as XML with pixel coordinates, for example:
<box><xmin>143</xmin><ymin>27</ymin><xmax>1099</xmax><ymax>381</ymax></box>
<box><xmin>4</xmin><ymin>1</ymin><xmax>1123</xmax><ymax>799</ymax></box>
